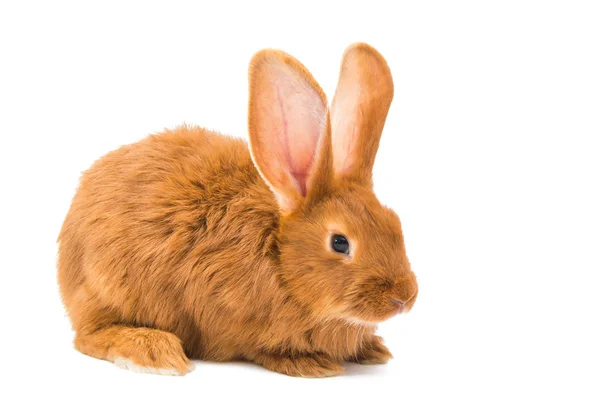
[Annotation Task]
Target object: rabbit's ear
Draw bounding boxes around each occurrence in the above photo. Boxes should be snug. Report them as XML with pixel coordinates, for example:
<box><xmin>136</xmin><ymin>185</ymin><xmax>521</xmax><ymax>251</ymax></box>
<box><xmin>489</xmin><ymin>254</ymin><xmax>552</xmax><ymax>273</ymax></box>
<box><xmin>330</xmin><ymin>43</ymin><xmax>394</xmax><ymax>185</ymax></box>
<box><xmin>248</xmin><ymin>50</ymin><xmax>330</xmax><ymax>213</ymax></box>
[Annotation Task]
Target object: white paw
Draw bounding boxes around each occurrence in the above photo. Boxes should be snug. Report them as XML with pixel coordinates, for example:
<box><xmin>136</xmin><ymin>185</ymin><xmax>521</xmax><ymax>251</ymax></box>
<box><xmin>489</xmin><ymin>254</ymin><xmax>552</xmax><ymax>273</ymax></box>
<box><xmin>111</xmin><ymin>357</ymin><xmax>195</xmax><ymax>376</ymax></box>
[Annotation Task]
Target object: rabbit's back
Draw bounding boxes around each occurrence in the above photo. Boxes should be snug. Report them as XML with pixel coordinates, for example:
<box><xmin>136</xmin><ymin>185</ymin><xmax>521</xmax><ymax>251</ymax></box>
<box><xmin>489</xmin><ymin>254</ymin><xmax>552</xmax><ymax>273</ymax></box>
<box><xmin>58</xmin><ymin>126</ymin><xmax>280</xmax><ymax>355</ymax></box>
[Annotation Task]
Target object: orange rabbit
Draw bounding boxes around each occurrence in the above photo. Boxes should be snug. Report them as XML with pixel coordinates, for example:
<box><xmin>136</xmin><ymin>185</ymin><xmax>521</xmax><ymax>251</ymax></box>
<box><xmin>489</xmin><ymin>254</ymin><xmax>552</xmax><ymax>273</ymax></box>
<box><xmin>57</xmin><ymin>43</ymin><xmax>418</xmax><ymax>377</ymax></box>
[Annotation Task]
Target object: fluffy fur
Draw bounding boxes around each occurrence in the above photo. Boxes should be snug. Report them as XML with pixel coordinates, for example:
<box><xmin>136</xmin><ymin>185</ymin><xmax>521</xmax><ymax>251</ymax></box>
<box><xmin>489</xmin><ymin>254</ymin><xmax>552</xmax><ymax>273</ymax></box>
<box><xmin>57</xmin><ymin>43</ymin><xmax>418</xmax><ymax>377</ymax></box>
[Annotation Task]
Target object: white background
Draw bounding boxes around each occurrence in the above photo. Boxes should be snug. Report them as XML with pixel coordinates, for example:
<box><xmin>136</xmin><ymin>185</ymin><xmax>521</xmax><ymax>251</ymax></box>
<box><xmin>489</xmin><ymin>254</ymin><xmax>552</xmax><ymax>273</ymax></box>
<box><xmin>1</xmin><ymin>1</ymin><xmax>598</xmax><ymax>413</ymax></box>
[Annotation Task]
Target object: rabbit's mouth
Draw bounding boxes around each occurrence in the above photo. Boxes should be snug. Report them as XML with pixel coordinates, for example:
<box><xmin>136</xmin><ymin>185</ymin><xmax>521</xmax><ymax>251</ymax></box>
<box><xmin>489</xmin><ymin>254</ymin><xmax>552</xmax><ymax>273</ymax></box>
<box><xmin>339</xmin><ymin>286</ymin><xmax>418</xmax><ymax>324</ymax></box>
<box><xmin>392</xmin><ymin>288</ymin><xmax>418</xmax><ymax>315</ymax></box>
<box><xmin>337</xmin><ymin>274</ymin><xmax>418</xmax><ymax>323</ymax></box>
<box><xmin>391</xmin><ymin>298</ymin><xmax>407</xmax><ymax>314</ymax></box>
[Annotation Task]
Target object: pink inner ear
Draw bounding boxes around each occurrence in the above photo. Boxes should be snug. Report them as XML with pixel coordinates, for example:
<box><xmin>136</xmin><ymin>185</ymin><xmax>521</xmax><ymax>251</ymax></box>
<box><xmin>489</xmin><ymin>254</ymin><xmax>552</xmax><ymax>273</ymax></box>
<box><xmin>275</xmin><ymin>84</ymin><xmax>309</xmax><ymax>196</ymax></box>
<box><xmin>258</xmin><ymin>63</ymin><xmax>326</xmax><ymax>197</ymax></box>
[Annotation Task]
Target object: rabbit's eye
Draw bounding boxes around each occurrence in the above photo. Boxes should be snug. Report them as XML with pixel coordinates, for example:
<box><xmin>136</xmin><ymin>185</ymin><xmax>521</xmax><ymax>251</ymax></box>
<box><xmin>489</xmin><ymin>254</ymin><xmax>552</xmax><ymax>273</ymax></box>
<box><xmin>331</xmin><ymin>234</ymin><xmax>350</xmax><ymax>255</ymax></box>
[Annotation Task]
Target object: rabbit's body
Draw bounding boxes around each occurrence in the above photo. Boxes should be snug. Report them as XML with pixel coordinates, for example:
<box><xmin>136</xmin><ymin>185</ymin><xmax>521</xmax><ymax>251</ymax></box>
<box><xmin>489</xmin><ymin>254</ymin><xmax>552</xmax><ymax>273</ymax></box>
<box><xmin>59</xmin><ymin>127</ymin><xmax>372</xmax><ymax>374</ymax></box>
<box><xmin>58</xmin><ymin>44</ymin><xmax>418</xmax><ymax>377</ymax></box>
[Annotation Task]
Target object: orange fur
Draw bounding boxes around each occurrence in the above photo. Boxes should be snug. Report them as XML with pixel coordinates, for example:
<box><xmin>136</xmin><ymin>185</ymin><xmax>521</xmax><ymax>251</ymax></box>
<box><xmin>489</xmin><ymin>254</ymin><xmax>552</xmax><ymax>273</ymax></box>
<box><xmin>57</xmin><ymin>43</ymin><xmax>418</xmax><ymax>377</ymax></box>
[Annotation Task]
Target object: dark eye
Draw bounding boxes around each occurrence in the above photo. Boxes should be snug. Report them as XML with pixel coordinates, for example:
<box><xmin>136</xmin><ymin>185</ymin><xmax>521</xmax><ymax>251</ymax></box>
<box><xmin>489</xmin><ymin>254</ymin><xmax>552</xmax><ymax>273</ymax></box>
<box><xmin>331</xmin><ymin>234</ymin><xmax>350</xmax><ymax>255</ymax></box>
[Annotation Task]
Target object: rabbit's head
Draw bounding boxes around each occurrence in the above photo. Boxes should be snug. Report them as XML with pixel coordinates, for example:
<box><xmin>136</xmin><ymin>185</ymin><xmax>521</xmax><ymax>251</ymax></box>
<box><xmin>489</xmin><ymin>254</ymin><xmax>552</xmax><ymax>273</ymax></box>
<box><xmin>249</xmin><ymin>44</ymin><xmax>417</xmax><ymax>325</ymax></box>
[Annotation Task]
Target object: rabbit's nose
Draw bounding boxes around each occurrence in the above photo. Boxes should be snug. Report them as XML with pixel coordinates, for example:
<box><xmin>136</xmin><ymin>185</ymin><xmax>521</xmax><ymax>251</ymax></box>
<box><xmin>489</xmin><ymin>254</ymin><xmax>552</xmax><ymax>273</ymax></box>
<box><xmin>391</xmin><ymin>281</ymin><xmax>417</xmax><ymax>312</ymax></box>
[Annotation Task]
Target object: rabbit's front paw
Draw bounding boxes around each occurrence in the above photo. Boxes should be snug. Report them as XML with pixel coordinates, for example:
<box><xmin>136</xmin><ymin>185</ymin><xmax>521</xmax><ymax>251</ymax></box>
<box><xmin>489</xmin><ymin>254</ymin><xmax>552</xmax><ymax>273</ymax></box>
<box><xmin>353</xmin><ymin>335</ymin><xmax>393</xmax><ymax>365</ymax></box>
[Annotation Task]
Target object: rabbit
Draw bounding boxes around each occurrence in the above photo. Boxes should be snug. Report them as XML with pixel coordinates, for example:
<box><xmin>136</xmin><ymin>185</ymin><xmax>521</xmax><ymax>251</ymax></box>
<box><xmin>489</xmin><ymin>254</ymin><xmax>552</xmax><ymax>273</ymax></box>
<box><xmin>57</xmin><ymin>43</ymin><xmax>418</xmax><ymax>377</ymax></box>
